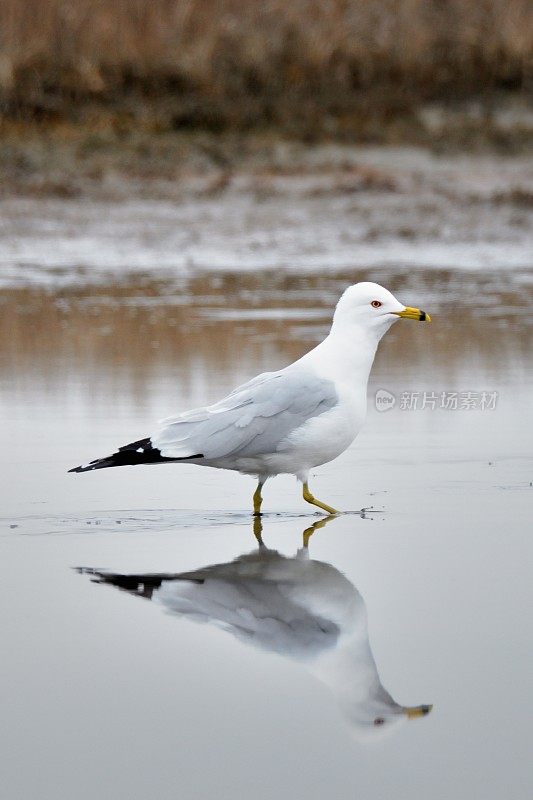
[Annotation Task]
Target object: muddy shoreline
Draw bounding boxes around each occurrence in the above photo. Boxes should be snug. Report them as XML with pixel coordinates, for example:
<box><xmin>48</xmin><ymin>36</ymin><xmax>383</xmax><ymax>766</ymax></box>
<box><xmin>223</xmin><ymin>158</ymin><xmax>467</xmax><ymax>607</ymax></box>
<box><xmin>1</xmin><ymin>144</ymin><xmax>532</xmax><ymax>295</ymax></box>
<box><xmin>1</xmin><ymin>113</ymin><xmax>532</xmax><ymax>200</ymax></box>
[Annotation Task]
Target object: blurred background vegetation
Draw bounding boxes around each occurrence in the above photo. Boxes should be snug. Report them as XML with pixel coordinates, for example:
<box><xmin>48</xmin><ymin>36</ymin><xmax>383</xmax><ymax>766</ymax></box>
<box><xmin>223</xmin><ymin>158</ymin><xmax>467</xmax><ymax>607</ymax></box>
<box><xmin>0</xmin><ymin>0</ymin><xmax>531</xmax><ymax>195</ymax></box>
<box><xmin>1</xmin><ymin>0</ymin><xmax>531</xmax><ymax>137</ymax></box>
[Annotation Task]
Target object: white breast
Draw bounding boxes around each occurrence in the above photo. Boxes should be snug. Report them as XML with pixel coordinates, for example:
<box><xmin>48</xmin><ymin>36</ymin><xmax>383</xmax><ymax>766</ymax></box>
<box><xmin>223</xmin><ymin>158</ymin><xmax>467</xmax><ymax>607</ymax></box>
<box><xmin>280</xmin><ymin>385</ymin><xmax>365</xmax><ymax>467</ymax></box>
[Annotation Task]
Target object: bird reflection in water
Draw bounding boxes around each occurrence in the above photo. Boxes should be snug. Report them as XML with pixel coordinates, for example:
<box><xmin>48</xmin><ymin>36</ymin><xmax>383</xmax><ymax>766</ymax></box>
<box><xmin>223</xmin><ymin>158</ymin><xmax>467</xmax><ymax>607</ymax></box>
<box><xmin>81</xmin><ymin>515</ymin><xmax>432</xmax><ymax>741</ymax></box>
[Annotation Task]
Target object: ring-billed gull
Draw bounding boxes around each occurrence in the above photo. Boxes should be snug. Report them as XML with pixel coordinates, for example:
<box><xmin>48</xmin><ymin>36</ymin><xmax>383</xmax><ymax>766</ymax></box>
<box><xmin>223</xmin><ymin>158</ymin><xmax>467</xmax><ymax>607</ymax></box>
<box><xmin>80</xmin><ymin>516</ymin><xmax>432</xmax><ymax>741</ymax></box>
<box><xmin>69</xmin><ymin>281</ymin><xmax>431</xmax><ymax>513</ymax></box>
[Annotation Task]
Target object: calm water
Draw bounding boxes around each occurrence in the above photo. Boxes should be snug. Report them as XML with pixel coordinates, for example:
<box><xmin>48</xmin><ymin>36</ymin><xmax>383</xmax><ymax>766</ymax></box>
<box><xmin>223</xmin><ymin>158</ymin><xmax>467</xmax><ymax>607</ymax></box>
<box><xmin>1</xmin><ymin>265</ymin><xmax>532</xmax><ymax>800</ymax></box>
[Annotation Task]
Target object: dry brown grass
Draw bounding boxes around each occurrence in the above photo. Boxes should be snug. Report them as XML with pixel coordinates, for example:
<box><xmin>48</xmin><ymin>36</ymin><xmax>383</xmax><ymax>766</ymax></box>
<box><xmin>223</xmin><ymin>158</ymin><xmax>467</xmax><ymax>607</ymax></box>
<box><xmin>0</xmin><ymin>0</ymin><xmax>532</xmax><ymax>135</ymax></box>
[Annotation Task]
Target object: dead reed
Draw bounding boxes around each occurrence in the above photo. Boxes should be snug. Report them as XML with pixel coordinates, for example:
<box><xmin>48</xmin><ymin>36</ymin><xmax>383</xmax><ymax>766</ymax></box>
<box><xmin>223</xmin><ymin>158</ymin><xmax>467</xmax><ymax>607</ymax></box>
<box><xmin>0</xmin><ymin>0</ymin><xmax>531</xmax><ymax>134</ymax></box>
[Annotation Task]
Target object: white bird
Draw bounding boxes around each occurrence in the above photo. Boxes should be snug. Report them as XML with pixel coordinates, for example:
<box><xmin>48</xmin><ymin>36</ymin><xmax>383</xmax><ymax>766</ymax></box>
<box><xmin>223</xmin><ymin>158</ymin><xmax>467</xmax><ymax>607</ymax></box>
<box><xmin>82</xmin><ymin>517</ymin><xmax>432</xmax><ymax>740</ymax></box>
<box><xmin>70</xmin><ymin>282</ymin><xmax>430</xmax><ymax>514</ymax></box>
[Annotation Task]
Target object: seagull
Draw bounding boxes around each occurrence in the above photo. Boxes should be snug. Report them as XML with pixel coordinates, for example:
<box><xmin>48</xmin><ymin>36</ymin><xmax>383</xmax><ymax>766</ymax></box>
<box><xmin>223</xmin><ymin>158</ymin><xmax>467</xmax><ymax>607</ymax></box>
<box><xmin>69</xmin><ymin>282</ymin><xmax>431</xmax><ymax>514</ymax></box>
<box><xmin>80</xmin><ymin>516</ymin><xmax>432</xmax><ymax>740</ymax></box>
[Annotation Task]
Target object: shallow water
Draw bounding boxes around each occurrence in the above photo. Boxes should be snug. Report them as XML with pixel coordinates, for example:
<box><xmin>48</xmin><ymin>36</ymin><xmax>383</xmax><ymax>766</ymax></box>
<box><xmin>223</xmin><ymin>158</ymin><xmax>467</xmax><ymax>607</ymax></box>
<box><xmin>1</xmin><ymin>264</ymin><xmax>532</xmax><ymax>799</ymax></box>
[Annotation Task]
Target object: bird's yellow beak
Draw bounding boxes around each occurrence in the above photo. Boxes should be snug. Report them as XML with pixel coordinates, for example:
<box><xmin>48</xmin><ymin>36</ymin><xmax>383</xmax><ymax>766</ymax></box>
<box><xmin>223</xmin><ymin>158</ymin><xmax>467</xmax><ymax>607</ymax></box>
<box><xmin>404</xmin><ymin>704</ymin><xmax>433</xmax><ymax>719</ymax></box>
<box><xmin>394</xmin><ymin>306</ymin><xmax>431</xmax><ymax>322</ymax></box>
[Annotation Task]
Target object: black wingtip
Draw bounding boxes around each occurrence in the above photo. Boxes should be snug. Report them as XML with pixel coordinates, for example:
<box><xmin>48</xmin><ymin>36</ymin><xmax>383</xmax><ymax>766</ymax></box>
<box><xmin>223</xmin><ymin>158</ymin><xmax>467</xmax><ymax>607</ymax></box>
<box><xmin>68</xmin><ymin>438</ymin><xmax>204</xmax><ymax>474</ymax></box>
<box><xmin>68</xmin><ymin>460</ymin><xmax>107</xmax><ymax>473</ymax></box>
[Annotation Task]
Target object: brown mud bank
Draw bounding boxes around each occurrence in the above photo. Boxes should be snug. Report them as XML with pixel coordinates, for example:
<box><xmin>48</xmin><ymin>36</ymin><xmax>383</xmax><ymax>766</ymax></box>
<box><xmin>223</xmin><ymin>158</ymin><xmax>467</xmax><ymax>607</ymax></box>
<box><xmin>1</xmin><ymin>113</ymin><xmax>533</xmax><ymax>201</ymax></box>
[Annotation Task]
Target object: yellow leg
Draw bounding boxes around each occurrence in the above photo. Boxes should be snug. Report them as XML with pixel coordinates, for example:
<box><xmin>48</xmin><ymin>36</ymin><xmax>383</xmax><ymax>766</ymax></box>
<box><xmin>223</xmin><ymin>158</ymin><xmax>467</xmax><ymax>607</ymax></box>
<box><xmin>302</xmin><ymin>481</ymin><xmax>339</xmax><ymax>515</ymax></box>
<box><xmin>302</xmin><ymin>514</ymin><xmax>338</xmax><ymax>548</ymax></box>
<box><xmin>253</xmin><ymin>515</ymin><xmax>265</xmax><ymax>547</ymax></box>
<box><xmin>253</xmin><ymin>481</ymin><xmax>264</xmax><ymax>516</ymax></box>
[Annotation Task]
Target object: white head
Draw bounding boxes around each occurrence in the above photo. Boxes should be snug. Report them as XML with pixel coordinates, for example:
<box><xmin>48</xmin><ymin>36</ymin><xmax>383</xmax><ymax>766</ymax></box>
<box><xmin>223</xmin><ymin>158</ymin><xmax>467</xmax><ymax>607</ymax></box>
<box><xmin>311</xmin><ymin>631</ymin><xmax>433</xmax><ymax>743</ymax></box>
<box><xmin>340</xmin><ymin>684</ymin><xmax>433</xmax><ymax>743</ymax></box>
<box><xmin>332</xmin><ymin>281</ymin><xmax>431</xmax><ymax>338</ymax></box>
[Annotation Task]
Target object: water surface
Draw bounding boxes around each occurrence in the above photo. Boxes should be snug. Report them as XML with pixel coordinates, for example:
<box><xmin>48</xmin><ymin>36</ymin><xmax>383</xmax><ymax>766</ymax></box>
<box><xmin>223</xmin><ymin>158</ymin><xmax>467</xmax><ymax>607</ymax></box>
<box><xmin>1</xmin><ymin>264</ymin><xmax>532</xmax><ymax>799</ymax></box>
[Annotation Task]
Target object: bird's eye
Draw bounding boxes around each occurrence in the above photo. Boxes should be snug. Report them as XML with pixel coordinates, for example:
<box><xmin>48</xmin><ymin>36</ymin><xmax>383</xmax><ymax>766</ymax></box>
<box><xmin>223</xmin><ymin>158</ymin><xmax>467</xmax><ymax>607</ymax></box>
<box><xmin>371</xmin><ymin>300</ymin><xmax>383</xmax><ymax>308</ymax></box>
<box><xmin>374</xmin><ymin>717</ymin><xmax>385</xmax><ymax>726</ymax></box>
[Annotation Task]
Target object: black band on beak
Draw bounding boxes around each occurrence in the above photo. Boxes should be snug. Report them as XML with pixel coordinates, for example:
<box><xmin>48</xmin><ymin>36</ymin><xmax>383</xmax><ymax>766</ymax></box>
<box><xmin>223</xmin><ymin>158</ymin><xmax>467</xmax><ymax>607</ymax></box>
<box><xmin>419</xmin><ymin>311</ymin><xmax>427</xmax><ymax>321</ymax></box>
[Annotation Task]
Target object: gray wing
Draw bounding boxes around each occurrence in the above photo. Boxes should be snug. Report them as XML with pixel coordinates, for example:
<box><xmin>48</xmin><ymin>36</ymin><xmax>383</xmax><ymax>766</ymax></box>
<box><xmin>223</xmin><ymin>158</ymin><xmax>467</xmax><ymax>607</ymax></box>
<box><xmin>151</xmin><ymin>367</ymin><xmax>338</xmax><ymax>461</ymax></box>
<box><xmin>155</xmin><ymin>563</ymin><xmax>340</xmax><ymax>660</ymax></box>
